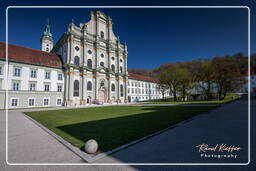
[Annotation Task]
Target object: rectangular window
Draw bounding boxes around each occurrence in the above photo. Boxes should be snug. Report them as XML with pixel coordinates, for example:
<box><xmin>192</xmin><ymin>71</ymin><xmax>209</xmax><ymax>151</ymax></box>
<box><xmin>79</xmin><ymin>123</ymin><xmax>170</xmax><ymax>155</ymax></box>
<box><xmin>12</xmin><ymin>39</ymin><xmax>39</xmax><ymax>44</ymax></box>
<box><xmin>44</xmin><ymin>84</ymin><xmax>50</xmax><ymax>91</ymax></box>
<box><xmin>58</xmin><ymin>73</ymin><xmax>63</xmax><ymax>80</ymax></box>
<box><xmin>0</xmin><ymin>66</ymin><xmax>2</xmax><ymax>75</ymax></box>
<box><xmin>29</xmin><ymin>83</ymin><xmax>36</xmax><ymax>91</ymax></box>
<box><xmin>57</xmin><ymin>85</ymin><xmax>62</xmax><ymax>92</ymax></box>
<box><xmin>43</xmin><ymin>98</ymin><xmax>49</xmax><ymax>106</ymax></box>
<box><xmin>128</xmin><ymin>88</ymin><xmax>130</xmax><ymax>94</ymax></box>
<box><xmin>13</xmin><ymin>67</ymin><xmax>21</xmax><ymax>77</ymax></box>
<box><xmin>30</xmin><ymin>70</ymin><xmax>37</xmax><ymax>78</ymax></box>
<box><xmin>28</xmin><ymin>98</ymin><xmax>35</xmax><ymax>107</ymax></box>
<box><xmin>11</xmin><ymin>98</ymin><xmax>18</xmax><ymax>107</ymax></box>
<box><xmin>12</xmin><ymin>81</ymin><xmax>20</xmax><ymax>91</ymax></box>
<box><xmin>57</xmin><ymin>98</ymin><xmax>62</xmax><ymax>105</ymax></box>
<box><xmin>45</xmin><ymin>71</ymin><xmax>51</xmax><ymax>79</ymax></box>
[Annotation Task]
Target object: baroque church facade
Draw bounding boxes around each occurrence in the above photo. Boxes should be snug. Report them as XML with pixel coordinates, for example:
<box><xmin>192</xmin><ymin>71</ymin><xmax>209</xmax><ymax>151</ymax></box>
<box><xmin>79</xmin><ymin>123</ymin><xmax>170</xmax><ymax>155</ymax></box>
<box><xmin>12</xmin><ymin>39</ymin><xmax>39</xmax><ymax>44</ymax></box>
<box><xmin>0</xmin><ymin>11</ymin><xmax>169</xmax><ymax>109</ymax></box>
<box><xmin>51</xmin><ymin>11</ymin><xmax>128</xmax><ymax>106</ymax></box>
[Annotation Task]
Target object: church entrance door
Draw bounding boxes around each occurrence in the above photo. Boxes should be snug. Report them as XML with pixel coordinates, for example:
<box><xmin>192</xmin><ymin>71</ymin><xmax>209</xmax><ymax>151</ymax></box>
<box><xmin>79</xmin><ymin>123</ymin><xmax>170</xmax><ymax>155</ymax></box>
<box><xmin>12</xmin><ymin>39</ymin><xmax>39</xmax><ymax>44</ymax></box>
<box><xmin>98</xmin><ymin>87</ymin><xmax>107</xmax><ymax>104</ymax></box>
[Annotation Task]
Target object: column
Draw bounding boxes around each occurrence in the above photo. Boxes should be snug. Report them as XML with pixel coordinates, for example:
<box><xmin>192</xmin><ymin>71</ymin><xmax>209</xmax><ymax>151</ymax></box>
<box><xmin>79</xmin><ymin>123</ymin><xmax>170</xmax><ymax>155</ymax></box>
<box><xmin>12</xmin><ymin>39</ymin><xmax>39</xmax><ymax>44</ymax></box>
<box><xmin>107</xmin><ymin>75</ymin><xmax>111</xmax><ymax>103</ymax></box>
<box><xmin>69</xmin><ymin>67</ymin><xmax>74</xmax><ymax>105</ymax></box>
<box><xmin>64</xmin><ymin>70</ymin><xmax>69</xmax><ymax>106</ymax></box>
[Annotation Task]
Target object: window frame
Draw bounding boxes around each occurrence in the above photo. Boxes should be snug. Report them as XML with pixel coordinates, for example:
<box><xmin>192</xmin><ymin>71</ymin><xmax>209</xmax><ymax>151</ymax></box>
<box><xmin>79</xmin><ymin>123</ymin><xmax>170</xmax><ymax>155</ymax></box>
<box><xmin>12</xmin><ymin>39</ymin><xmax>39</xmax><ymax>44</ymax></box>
<box><xmin>58</xmin><ymin>73</ymin><xmax>63</xmax><ymax>80</ymax></box>
<box><xmin>29</xmin><ymin>82</ymin><xmax>36</xmax><ymax>91</ymax></box>
<box><xmin>45</xmin><ymin>71</ymin><xmax>51</xmax><ymax>79</ymax></box>
<box><xmin>44</xmin><ymin>84</ymin><xmax>50</xmax><ymax>91</ymax></box>
<box><xmin>111</xmin><ymin>83</ymin><xmax>115</xmax><ymax>91</ymax></box>
<box><xmin>30</xmin><ymin>69</ymin><xmax>37</xmax><ymax>78</ymax></box>
<box><xmin>56</xmin><ymin>98</ymin><xmax>62</xmax><ymax>106</ymax></box>
<box><xmin>87</xmin><ymin>59</ymin><xmax>92</xmax><ymax>69</ymax></box>
<box><xmin>28</xmin><ymin>97</ymin><xmax>35</xmax><ymax>107</ymax></box>
<box><xmin>10</xmin><ymin>98</ymin><xmax>19</xmax><ymax>107</ymax></box>
<box><xmin>13</xmin><ymin>67</ymin><xmax>21</xmax><ymax>77</ymax></box>
<box><xmin>43</xmin><ymin>97</ymin><xmax>50</xmax><ymax>106</ymax></box>
<box><xmin>12</xmin><ymin>81</ymin><xmax>20</xmax><ymax>91</ymax></box>
<box><xmin>0</xmin><ymin>65</ymin><xmax>3</xmax><ymax>75</ymax></box>
<box><xmin>87</xmin><ymin>81</ymin><xmax>92</xmax><ymax>91</ymax></box>
<box><xmin>57</xmin><ymin>84</ymin><xmax>62</xmax><ymax>92</ymax></box>
<box><xmin>73</xmin><ymin>80</ymin><xmax>79</xmax><ymax>97</ymax></box>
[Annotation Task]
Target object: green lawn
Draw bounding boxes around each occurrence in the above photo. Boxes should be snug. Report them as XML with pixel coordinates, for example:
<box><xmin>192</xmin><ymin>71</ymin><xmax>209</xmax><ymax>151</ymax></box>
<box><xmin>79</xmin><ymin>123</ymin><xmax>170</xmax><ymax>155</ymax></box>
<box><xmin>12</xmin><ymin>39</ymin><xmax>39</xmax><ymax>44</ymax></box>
<box><xmin>145</xmin><ymin>93</ymin><xmax>240</xmax><ymax>105</ymax></box>
<box><xmin>24</xmin><ymin>105</ymin><xmax>216</xmax><ymax>153</ymax></box>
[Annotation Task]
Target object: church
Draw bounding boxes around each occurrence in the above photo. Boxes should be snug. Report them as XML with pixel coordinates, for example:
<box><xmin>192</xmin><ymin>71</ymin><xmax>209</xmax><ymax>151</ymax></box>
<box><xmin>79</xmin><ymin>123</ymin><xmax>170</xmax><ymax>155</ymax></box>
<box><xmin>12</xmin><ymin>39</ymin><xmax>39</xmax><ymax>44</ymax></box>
<box><xmin>0</xmin><ymin>11</ymin><xmax>169</xmax><ymax>109</ymax></box>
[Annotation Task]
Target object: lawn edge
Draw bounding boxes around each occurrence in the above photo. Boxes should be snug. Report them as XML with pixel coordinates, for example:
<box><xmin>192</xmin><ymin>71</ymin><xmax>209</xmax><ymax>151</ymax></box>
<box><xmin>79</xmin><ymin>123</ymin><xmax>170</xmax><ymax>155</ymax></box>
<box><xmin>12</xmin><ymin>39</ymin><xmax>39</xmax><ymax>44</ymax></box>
<box><xmin>22</xmin><ymin>105</ymin><xmax>219</xmax><ymax>163</ymax></box>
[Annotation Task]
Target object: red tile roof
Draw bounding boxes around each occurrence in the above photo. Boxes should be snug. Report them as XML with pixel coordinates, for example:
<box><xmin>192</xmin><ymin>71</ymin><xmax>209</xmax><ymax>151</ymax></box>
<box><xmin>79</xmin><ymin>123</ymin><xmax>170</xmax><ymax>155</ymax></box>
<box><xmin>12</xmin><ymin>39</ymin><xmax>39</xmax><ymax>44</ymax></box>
<box><xmin>0</xmin><ymin>42</ymin><xmax>62</xmax><ymax>68</ymax></box>
<box><xmin>128</xmin><ymin>73</ymin><xmax>159</xmax><ymax>83</ymax></box>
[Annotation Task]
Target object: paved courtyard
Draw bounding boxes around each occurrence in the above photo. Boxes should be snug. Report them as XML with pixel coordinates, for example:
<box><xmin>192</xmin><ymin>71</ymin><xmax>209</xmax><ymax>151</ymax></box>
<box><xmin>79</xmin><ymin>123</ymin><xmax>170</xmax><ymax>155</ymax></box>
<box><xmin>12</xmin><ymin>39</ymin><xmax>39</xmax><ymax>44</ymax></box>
<box><xmin>0</xmin><ymin>96</ymin><xmax>255</xmax><ymax>170</ymax></box>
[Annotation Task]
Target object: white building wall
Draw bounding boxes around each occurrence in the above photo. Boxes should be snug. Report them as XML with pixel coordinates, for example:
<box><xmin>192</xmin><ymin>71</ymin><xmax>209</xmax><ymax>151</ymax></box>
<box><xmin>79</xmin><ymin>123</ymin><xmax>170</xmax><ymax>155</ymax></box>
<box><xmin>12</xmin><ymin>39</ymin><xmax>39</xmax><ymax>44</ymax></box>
<box><xmin>0</xmin><ymin>60</ymin><xmax>64</xmax><ymax>109</ymax></box>
<box><xmin>127</xmin><ymin>79</ymin><xmax>170</xmax><ymax>102</ymax></box>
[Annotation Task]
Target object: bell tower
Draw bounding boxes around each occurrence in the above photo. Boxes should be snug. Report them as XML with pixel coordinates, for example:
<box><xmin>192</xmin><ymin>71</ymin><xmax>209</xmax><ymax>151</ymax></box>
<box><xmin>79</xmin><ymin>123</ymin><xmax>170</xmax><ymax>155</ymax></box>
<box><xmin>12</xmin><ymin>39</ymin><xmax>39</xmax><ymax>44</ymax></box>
<box><xmin>40</xmin><ymin>19</ymin><xmax>53</xmax><ymax>52</ymax></box>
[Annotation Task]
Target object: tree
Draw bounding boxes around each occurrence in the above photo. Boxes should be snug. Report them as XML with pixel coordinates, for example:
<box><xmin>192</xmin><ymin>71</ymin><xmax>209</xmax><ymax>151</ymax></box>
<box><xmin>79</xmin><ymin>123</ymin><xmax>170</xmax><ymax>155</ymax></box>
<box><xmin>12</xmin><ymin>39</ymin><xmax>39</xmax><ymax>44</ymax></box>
<box><xmin>192</xmin><ymin>60</ymin><xmax>215</xmax><ymax>100</ymax></box>
<box><xmin>159</xmin><ymin>64</ymin><xmax>191</xmax><ymax>101</ymax></box>
<box><xmin>159</xmin><ymin>65</ymin><xmax>180</xmax><ymax>101</ymax></box>
<box><xmin>177</xmin><ymin>67</ymin><xmax>191</xmax><ymax>101</ymax></box>
<box><xmin>157</xmin><ymin>83</ymin><xmax>169</xmax><ymax>99</ymax></box>
<box><xmin>212</xmin><ymin>56</ymin><xmax>246</xmax><ymax>100</ymax></box>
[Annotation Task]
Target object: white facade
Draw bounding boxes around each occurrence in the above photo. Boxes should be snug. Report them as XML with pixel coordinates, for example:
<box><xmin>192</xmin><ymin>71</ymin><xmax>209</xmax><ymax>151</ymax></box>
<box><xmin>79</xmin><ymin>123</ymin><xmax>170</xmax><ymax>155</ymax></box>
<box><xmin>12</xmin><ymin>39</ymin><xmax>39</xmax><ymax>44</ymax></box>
<box><xmin>0</xmin><ymin>60</ymin><xmax>64</xmax><ymax>109</ymax></box>
<box><xmin>0</xmin><ymin>11</ymin><xmax>169</xmax><ymax>109</ymax></box>
<box><xmin>127</xmin><ymin>79</ymin><xmax>169</xmax><ymax>102</ymax></box>
<box><xmin>239</xmin><ymin>75</ymin><xmax>256</xmax><ymax>93</ymax></box>
<box><xmin>53</xmin><ymin>11</ymin><xmax>128</xmax><ymax>106</ymax></box>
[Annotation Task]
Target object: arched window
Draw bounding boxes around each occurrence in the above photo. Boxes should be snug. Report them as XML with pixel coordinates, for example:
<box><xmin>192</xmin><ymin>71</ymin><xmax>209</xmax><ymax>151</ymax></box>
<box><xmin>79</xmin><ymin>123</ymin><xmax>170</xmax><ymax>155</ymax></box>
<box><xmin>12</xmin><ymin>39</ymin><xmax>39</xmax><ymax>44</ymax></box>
<box><xmin>74</xmin><ymin>56</ymin><xmax>80</xmax><ymax>66</ymax></box>
<box><xmin>111</xmin><ymin>64</ymin><xmax>115</xmax><ymax>72</ymax></box>
<box><xmin>100</xmin><ymin>62</ymin><xmax>104</xmax><ymax>67</ymax></box>
<box><xmin>100</xmin><ymin>31</ymin><xmax>104</xmax><ymax>39</ymax></box>
<box><xmin>120</xmin><ymin>84</ymin><xmax>124</xmax><ymax>97</ymax></box>
<box><xmin>100</xmin><ymin>80</ymin><xmax>104</xmax><ymax>87</ymax></box>
<box><xmin>120</xmin><ymin>66</ymin><xmax>123</xmax><ymax>73</ymax></box>
<box><xmin>111</xmin><ymin>83</ymin><xmax>115</xmax><ymax>91</ymax></box>
<box><xmin>87</xmin><ymin>59</ymin><xmax>92</xmax><ymax>69</ymax></box>
<box><xmin>73</xmin><ymin>80</ymin><xmax>79</xmax><ymax>97</ymax></box>
<box><xmin>87</xmin><ymin>81</ymin><xmax>92</xmax><ymax>91</ymax></box>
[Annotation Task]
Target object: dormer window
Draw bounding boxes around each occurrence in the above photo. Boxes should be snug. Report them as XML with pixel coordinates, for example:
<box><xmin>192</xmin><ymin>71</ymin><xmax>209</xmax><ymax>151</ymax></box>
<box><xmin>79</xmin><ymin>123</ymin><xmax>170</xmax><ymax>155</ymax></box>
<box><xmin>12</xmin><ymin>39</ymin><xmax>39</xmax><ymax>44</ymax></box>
<box><xmin>100</xmin><ymin>31</ymin><xmax>104</xmax><ymax>39</ymax></box>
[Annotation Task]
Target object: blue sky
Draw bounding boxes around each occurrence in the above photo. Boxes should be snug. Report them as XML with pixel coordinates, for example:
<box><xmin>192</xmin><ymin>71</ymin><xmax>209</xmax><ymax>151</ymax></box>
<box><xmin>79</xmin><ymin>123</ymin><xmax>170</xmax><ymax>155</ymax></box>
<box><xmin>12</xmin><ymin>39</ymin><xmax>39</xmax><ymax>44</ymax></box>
<box><xmin>1</xmin><ymin>2</ymin><xmax>254</xmax><ymax>69</ymax></box>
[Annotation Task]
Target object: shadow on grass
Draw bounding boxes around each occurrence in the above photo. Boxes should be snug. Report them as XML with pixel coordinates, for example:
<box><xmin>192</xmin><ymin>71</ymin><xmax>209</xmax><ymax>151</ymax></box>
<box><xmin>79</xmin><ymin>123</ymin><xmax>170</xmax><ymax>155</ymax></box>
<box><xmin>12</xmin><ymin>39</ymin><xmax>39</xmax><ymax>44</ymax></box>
<box><xmin>57</xmin><ymin>106</ymin><xmax>216</xmax><ymax>152</ymax></box>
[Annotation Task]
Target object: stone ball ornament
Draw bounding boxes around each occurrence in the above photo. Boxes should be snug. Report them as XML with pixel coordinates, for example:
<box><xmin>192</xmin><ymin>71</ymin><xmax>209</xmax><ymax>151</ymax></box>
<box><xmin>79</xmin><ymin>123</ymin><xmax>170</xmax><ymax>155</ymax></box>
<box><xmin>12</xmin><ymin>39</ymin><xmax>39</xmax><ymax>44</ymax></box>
<box><xmin>84</xmin><ymin>139</ymin><xmax>98</xmax><ymax>154</ymax></box>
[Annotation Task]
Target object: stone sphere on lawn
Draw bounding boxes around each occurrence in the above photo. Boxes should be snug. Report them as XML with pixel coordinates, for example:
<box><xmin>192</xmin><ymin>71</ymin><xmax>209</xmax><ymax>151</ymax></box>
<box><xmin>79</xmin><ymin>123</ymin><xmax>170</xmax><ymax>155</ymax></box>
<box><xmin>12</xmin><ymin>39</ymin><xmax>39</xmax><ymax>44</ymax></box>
<box><xmin>84</xmin><ymin>139</ymin><xmax>98</xmax><ymax>154</ymax></box>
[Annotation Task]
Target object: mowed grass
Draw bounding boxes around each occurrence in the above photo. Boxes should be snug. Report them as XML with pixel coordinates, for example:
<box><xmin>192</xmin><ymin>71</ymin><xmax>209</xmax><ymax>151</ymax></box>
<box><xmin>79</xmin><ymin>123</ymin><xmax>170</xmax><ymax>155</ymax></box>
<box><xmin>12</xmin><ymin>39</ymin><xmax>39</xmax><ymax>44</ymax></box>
<box><xmin>24</xmin><ymin>105</ymin><xmax>216</xmax><ymax>153</ymax></box>
<box><xmin>145</xmin><ymin>93</ymin><xmax>240</xmax><ymax>105</ymax></box>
